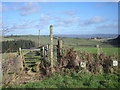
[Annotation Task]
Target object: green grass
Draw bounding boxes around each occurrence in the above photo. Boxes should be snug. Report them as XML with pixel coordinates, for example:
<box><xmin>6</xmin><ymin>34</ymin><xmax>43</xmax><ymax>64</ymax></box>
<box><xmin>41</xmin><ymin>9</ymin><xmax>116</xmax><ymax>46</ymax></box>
<box><xmin>2</xmin><ymin>35</ymin><xmax>120</xmax><ymax>60</ymax></box>
<box><xmin>2</xmin><ymin>35</ymin><xmax>114</xmax><ymax>48</ymax></box>
<box><xmin>74</xmin><ymin>47</ymin><xmax>119</xmax><ymax>56</ymax></box>
<box><xmin>8</xmin><ymin>72</ymin><xmax>119</xmax><ymax>88</ymax></box>
<box><xmin>2</xmin><ymin>35</ymin><xmax>120</xmax><ymax>88</ymax></box>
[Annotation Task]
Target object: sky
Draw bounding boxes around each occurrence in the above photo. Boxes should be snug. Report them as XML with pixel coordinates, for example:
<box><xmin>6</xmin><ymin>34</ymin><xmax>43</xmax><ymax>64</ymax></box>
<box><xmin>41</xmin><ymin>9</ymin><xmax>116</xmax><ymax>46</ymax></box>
<box><xmin>1</xmin><ymin>2</ymin><xmax>118</xmax><ymax>35</ymax></box>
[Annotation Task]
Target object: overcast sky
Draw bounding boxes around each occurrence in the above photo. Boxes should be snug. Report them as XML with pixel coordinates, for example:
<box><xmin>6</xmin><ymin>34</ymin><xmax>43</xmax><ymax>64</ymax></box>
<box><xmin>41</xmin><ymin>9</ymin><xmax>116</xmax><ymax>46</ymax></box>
<box><xmin>2</xmin><ymin>2</ymin><xmax>118</xmax><ymax>35</ymax></box>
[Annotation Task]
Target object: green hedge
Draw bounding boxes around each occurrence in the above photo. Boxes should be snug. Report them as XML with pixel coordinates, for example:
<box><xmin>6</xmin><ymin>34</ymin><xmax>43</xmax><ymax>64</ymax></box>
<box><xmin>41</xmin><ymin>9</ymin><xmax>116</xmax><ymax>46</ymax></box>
<box><xmin>2</xmin><ymin>40</ymin><xmax>36</xmax><ymax>53</ymax></box>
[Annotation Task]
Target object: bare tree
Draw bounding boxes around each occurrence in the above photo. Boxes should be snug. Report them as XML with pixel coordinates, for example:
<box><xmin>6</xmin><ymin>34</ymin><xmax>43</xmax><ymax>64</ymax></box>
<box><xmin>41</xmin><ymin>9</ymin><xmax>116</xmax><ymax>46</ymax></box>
<box><xmin>0</xmin><ymin>26</ymin><xmax>11</xmax><ymax>36</ymax></box>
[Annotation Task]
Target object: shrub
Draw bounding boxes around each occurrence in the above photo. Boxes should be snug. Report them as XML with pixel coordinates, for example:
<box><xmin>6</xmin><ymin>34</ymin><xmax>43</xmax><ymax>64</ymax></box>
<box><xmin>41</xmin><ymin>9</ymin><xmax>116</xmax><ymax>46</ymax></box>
<box><xmin>2</xmin><ymin>40</ymin><xmax>36</xmax><ymax>53</ymax></box>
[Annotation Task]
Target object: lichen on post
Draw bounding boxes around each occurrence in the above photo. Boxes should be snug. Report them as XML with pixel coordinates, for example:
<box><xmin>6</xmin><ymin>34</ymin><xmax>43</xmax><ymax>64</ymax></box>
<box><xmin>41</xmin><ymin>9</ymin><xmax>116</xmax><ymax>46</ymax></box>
<box><xmin>96</xmin><ymin>45</ymin><xmax>100</xmax><ymax>55</ymax></box>
<box><xmin>50</xmin><ymin>25</ymin><xmax>54</xmax><ymax>73</ymax></box>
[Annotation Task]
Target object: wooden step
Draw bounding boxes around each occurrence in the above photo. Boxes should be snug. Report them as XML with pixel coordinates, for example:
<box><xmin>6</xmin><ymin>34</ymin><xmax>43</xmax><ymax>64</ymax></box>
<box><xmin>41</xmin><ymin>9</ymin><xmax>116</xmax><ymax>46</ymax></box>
<box><xmin>25</xmin><ymin>60</ymin><xmax>41</xmax><ymax>63</ymax></box>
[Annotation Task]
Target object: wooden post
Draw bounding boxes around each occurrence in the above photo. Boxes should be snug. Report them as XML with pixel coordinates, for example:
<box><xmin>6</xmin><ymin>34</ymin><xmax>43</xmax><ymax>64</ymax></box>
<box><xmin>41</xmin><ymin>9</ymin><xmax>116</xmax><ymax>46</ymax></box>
<box><xmin>42</xmin><ymin>46</ymin><xmax>45</xmax><ymax>57</ymax></box>
<box><xmin>47</xmin><ymin>44</ymin><xmax>50</xmax><ymax>62</ymax></box>
<box><xmin>58</xmin><ymin>40</ymin><xmax>63</xmax><ymax>56</ymax></box>
<box><xmin>96</xmin><ymin>45</ymin><xmax>100</xmax><ymax>55</ymax></box>
<box><xmin>19</xmin><ymin>48</ymin><xmax>22</xmax><ymax>56</ymax></box>
<box><xmin>46</xmin><ymin>45</ymin><xmax>48</xmax><ymax>57</ymax></box>
<box><xmin>44</xmin><ymin>45</ymin><xmax>47</xmax><ymax>58</ymax></box>
<box><xmin>58</xmin><ymin>40</ymin><xmax>63</xmax><ymax>50</ymax></box>
<box><xmin>45</xmin><ymin>49</ymin><xmax>47</xmax><ymax>57</ymax></box>
<box><xmin>48</xmin><ymin>44</ymin><xmax>50</xmax><ymax>49</ymax></box>
<box><xmin>36</xmin><ymin>62</ymin><xmax>40</xmax><ymax>73</ymax></box>
<box><xmin>38</xmin><ymin>30</ymin><xmax>40</xmax><ymax>47</ymax></box>
<box><xmin>57</xmin><ymin>40</ymin><xmax>63</xmax><ymax>67</ymax></box>
<box><xmin>46</xmin><ymin>44</ymin><xmax>49</xmax><ymax>51</ymax></box>
<box><xmin>50</xmin><ymin>25</ymin><xmax>54</xmax><ymax>73</ymax></box>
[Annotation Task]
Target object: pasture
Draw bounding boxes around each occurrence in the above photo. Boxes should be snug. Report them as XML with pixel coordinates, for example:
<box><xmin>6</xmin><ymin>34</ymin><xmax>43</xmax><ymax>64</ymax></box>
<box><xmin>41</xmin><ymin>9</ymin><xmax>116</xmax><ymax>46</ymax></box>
<box><xmin>2</xmin><ymin>35</ymin><xmax>116</xmax><ymax>48</ymax></box>
<box><xmin>1</xmin><ymin>35</ymin><xmax>120</xmax><ymax>88</ymax></box>
<box><xmin>2</xmin><ymin>35</ymin><xmax>119</xmax><ymax>60</ymax></box>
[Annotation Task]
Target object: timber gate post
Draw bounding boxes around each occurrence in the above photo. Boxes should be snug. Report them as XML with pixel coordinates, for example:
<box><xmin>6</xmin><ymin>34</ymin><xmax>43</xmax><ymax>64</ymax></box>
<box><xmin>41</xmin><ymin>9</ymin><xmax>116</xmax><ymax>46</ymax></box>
<box><xmin>50</xmin><ymin>25</ymin><xmax>54</xmax><ymax>73</ymax></box>
<box><xmin>19</xmin><ymin>47</ymin><xmax>22</xmax><ymax>56</ymax></box>
<box><xmin>47</xmin><ymin>44</ymin><xmax>50</xmax><ymax>62</ymax></box>
<box><xmin>42</xmin><ymin>46</ymin><xmax>45</xmax><ymax>58</ymax></box>
<box><xmin>17</xmin><ymin>47</ymin><xmax>24</xmax><ymax>73</ymax></box>
<box><xmin>57</xmin><ymin>40</ymin><xmax>63</xmax><ymax>63</ymax></box>
<box><xmin>57</xmin><ymin>40</ymin><xmax>63</xmax><ymax>66</ymax></box>
<box><xmin>96</xmin><ymin>45</ymin><xmax>100</xmax><ymax>55</ymax></box>
<box><xmin>36</xmin><ymin>62</ymin><xmax>40</xmax><ymax>73</ymax></box>
<box><xmin>44</xmin><ymin>45</ymin><xmax>48</xmax><ymax>60</ymax></box>
<box><xmin>58</xmin><ymin>40</ymin><xmax>63</xmax><ymax>50</ymax></box>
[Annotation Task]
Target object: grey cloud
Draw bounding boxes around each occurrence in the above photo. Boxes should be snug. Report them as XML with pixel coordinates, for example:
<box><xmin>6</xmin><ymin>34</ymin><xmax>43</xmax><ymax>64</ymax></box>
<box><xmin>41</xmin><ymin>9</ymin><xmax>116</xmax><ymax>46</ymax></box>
<box><xmin>12</xmin><ymin>4</ymin><xmax>20</xmax><ymax>11</ymax></box>
<box><xmin>54</xmin><ymin>16</ymin><xmax>108</xmax><ymax>27</ymax></box>
<box><xmin>39</xmin><ymin>14</ymin><xmax>54</xmax><ymax>28</ymax></box>
<box><xmin>97</xmin><ymin>23</ymin><xmax>118</xmax><ymax>29</ymax></box>
<box><xmin>55</xmin><ymin>17</ymin><xmax>80</xmax><ymax>27</ymax></box>
<box><xmin>11</xmin><ymin>24</ymin><xmax>31</xmax><ymax>29</ymax></box>
<box><xmin>80</xmin><ymin>16</ymin><xmax>108</xmax><ymax>26</ymax></box>
<box><xmin>19</xmin><ymin>2</ymin><xmax>40</xmax><ymax>16</ymax></box>
<box><xmin>10</xmin><ymin>20</ymin><xmax>38</xmax><ymax>29</ymax></box>
<box><xmin>64</xmin><ymin>17</ymin><xmax>80</xmax><ymax>23</ymax></box>
<box><xmin>40</xmin><ymin>14</ymin><xmax>54</xmax><ymax>21</ymax></box>
<box><xmin>62</xmin><ymin>10</ymin><xmax>76</xmax><ymax>16</ymax></box>
<box><xmin>10</xmin><ymin>19</ymin><xmax>48</xmax><ymax>30</ymax></box>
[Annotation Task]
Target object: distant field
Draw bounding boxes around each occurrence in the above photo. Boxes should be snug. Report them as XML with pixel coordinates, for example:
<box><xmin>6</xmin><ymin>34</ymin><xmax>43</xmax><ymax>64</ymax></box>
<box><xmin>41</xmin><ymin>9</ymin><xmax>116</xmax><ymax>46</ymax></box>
<box><xmin>2</xmin><ymin>36</ymin><xmax>52</xmax><ymax>46</ymax></box>
<box><xmin>74</xmin><ymin>47</ymin><xmax>119</xmax><ymax>56</ymax></box>
<box><xmin>2</xmin><ymin>35</ymin><xmax>119</xmax><ymax>59</ymax></box>
<box><xmin>2</xmin><ymin>35</ymin><xmax>115</xmax><ymax>48</ymax></box>
<box><xmin>2</xmin><ymin>36</ymin><xmax>120</xmax><ymax>88</ymax></box>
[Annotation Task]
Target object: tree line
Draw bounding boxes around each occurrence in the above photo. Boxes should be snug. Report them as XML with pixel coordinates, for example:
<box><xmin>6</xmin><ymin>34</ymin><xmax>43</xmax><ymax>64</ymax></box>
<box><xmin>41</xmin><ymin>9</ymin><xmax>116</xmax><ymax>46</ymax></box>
<box><xmin>2</xmin><ymin>40</ymin><xmax>36</xmax><ymax>53</ymax></box>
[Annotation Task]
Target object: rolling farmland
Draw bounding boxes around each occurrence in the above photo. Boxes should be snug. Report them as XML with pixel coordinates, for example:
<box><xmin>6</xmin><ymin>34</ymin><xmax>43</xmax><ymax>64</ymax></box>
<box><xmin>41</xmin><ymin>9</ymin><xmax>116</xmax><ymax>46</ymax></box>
<box><xmin>1</xmin><ymin>35</ymin><xmax>120</xmax><ymax>88</ymax></box>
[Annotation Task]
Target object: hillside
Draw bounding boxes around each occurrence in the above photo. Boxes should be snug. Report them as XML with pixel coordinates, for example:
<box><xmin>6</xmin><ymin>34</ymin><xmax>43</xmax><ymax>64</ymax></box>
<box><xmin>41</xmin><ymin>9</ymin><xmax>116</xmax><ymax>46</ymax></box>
<box><xmin>107</xmin><ymin>35</ymin><xmax>120</xmax><ymax>47</ymax></box>
<box><xmin>55</xmin><ymin>34</ymin><xmax>118</xmax><ymax>39</ymax></box>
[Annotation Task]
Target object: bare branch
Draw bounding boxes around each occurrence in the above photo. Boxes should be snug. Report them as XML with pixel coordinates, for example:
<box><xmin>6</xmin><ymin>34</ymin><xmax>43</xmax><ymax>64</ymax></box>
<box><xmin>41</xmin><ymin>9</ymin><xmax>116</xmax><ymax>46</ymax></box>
<box><xmin>0</xmin><ymin>26</ymin><xmax>11</xmax><ymax>36</ymax></box>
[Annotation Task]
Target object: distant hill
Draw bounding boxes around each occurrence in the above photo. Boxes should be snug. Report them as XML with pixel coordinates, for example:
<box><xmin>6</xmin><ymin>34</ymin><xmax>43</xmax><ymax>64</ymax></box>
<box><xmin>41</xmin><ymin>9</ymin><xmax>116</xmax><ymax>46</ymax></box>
<box><xmin>55</xmin><ymin>34</ymin><xmax>118</xmax><ymax>39</ymax></box>
<box><xmin>107</xmin><ymin>35</ymin><xmax>120</xmax><ymax>47</ymax></box>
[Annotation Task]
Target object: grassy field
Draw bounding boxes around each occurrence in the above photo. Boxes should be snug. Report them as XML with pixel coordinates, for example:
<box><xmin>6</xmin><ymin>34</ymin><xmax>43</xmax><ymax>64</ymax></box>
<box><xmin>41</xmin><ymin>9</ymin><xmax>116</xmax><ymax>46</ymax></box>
<box><xmin>2</xmin><ymin>47</ymin><xmax>119</xmax><ymax>60</ymax></box>
<box><xmin>2</xmin><ymin>35</ymin><xmax>119</xmax><ymax>59</ymax></box>
<box><xmin>2</xmin><ymin>35</ymin><xmax>114</xmax><ymax>48</ymax></box>
<box><xmin>2</xmin><ymin>35</ymin><xmax>120</xmax><ymax>88</ymax></box>
<box><xmin>7</xmin><ymin>72</ymin><xmax>119</xmax><ymax>88</ymax></box>
<box><xmin>74</xmin><ymin>47</ymin><xmax>119</xmax><ymax>56</ymax></box>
